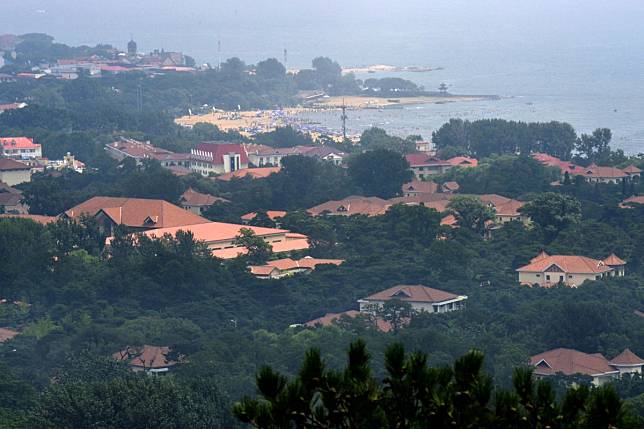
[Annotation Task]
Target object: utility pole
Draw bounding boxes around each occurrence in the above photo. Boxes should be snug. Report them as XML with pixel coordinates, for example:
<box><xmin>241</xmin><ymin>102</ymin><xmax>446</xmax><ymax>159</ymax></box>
<box><xmin>283</xmin><ymin>48</ymin><xmax>288</xmax><ymax>68</ymax></box>
<box><xmin>217</xmin><ymin>39</ymin><xmax>222</xmax><ymax>69</ymax></box>
<box><xmin>341</xmin><ymin>99</ymin><xmax>348</xmax><ymax>141</ymax></box>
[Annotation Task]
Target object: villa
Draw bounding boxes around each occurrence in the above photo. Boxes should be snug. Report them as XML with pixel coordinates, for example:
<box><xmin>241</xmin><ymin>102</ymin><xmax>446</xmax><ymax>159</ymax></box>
<box><xmin>531</xmin><ymin>348</ymin><xmax>644</xmax><ymax>386</ymax></box>
<box><xmin>358</xmin><ymin>284</ymin><xmax>467</xmax><ymax>315</ymax></box>
<box><xmin>517</xmin><ymin>251</ymin><xmax>626</xmax><ymax>287</ymax></box>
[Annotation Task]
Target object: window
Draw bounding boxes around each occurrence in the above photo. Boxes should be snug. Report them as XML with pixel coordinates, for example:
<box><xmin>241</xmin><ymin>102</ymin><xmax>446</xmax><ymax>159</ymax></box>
<box><xmin>559</xmin><ymin>275</ymin><xmax>564</xmax><ymax>282</ymax></box>
<box><xmin>536</xmin><ymin>274</ymin><xmax>541</xmax><ymax>277</ymax></box>
<box><xmin>546</xmin><ymin>275</ymin><xmax>551</xmax><ymax>281</ymax></box>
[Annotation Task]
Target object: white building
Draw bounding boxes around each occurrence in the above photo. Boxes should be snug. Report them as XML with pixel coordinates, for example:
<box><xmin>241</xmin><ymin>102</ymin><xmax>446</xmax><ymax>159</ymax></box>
<box><xmin>358</xmin><ymin>284</ymin><xmax>467</xmax><ymax>315</ymax></box>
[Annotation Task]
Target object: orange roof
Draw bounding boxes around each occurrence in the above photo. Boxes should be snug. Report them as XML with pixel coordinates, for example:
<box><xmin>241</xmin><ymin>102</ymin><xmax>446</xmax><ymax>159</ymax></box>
<box><xmin>603</xmin><ymin>253</ymin><xmax>626</xmax><ymax>266</ymax></box>
<box><xmin>446</xmin><ymin>156</ymin><xmax>478</xmax><ymax>167</ymax></box>
<box><xmin>623</xmin><ymin>165</ymin><xmax>642</xmax><ymax>174</ymax></box>
<box><xmin>180</xmin><ymin>187</ymin><xmax>227</xmax><ymax>206</ymax></box>
<box><xmin>620</xmin><ymin>196</ymin><xmax>644</xmax><ymax>208</ymax></box>
<box><xmin>114</xmin><ymin>345</ymin><xmax>178</xmax><ymax>369</ymax></box>
<box><xmin>0</xmin><ymin>137</ymin><xmax>40</xmax><ymax>150</ymax></box>
<box><xmin>402</xmin><ymin>180</ymin><xmax>438</xmax><ymax>194</ymax></box>
<box><xmin>248</xmin><ymin>265</ymin><xmax>281</xmax><ymax>276</ymax></box>
<box><xmin>211</xmin><ymin>238</ymin><xmax>310</xmax><ymax>259</ymax></box>
<box><xmin>308</xmin><ymin>196</ymin><xmax>389</xmax><ymax>217</ymax></box>
<box><xmin>531</xmin><ymin>153</ymin><xmax>581</xmax><ymax>175</ymax></box>
<box><xmin>0</xmin><ymin>158</ymin><xmax>31</xmax><ymax>171</ymax></box>
<box><xmin>0</xmin><ymin>214</ymin><xmax>57</xmax><ymax>224</ymax></box>
<box><xmin>531</xmin><ymin>348</ymin><xmax>617</xmax><ymax>376</ymax></box>
<box><xmin>142</xmin><ymin>221</ymin><xmax>288</xmax><ymax>242</ymax></box>
<box><xmin>362</xmin><ymin>284</ymin><xmax>463</xmax><ymax>304</ymax></box>
<box><xmin>241</xmin><ymin>210</ymin><xmax>287</xmax><ymax>221</ymax></box>
<box><xmin>530</xmin><ymin>251</ymin><xmax>550</xmax><ymax>263</ymax></box>
<box><xmin>0</xmin><ymin>327</ymin><xmax>19</xmax><ymax>343</ymax></box>
<box><xmin>517</xmin><ymin>254</ymin><xmax>613</xmax><ymax>274</ymax></box>
<box><xmin>65</xmin><ymin>197</ymin><xmax>209</xmax><ymax>229</ymax></box>
<box><xmin>252</xmin><ymin>257</ymin><xmax>343</xmax><ymax>272</ymax></box>
<box><xmin>216</xmin><ymin>167</ymin><xmax>280</xmax><ymax>181</ymax></box>
<box><xmin>494</xmin><ymin>199</ymin><xmax>525</xmax><ymax>216</ymax></box>
<box><xmin>440</xmin><ymin>214</ymin><xmax>458</xmax><ymax>227</ymax></box>
<box><xmin>609</xmin><ymin>349</ymin><xmax>644</xmax><ymax>366</ymax></box>
<box><xmin>442</xmin><ymin>181</ymin><xmax>460</xmax><ymax>192</ymax></box>
<box><xmin>580</xmin><ymin>166</ymin><xmax>627</xmax><ymax>179</ymax></box>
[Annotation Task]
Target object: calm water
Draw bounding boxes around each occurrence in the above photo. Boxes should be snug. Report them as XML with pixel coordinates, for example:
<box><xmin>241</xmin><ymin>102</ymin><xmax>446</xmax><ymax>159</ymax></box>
<box><xmin>2</xmin><ymin>0</ymin><xmax>643</xmax><ymax>153</ymax></box>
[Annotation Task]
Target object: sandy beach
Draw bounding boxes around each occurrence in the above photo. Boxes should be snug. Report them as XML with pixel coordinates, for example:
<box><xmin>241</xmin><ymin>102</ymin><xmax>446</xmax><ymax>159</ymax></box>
<box><xmin>175</xmin><ymin>94</ymin><xmax>496</xmax><ymax>138</ymax></box>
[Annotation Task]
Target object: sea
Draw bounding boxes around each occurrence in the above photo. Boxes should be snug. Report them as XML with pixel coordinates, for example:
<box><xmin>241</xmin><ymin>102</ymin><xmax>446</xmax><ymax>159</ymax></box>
<box><xmin>2</xmin><ymin>0</ymin><xmax>643</xmax><ymax>154</ymax></box>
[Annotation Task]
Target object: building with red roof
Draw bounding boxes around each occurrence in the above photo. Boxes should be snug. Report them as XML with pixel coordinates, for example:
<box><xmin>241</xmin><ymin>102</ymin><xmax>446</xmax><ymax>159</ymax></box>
<box><xmin>446</xmin><ymin>156</ymin><xmax>478</xmax><ymax>168</ymax></box>
<box><xmin>249</xmin><ymin>256</ymin><xmax>344</xmax><ymax>279</ymax></box>
<box><xmin>131</xmin><ymin>221</ymin><xmax>309</xmax><ymax>260</ymax></box>
<box><xmin>531</xmin><ymin>347</ymin><xmax>643</xmax><ymax>385</ymax></box>
<box><xmin>623</xmin><ymin>165</ymin><xmax>641</xmax><ymax>178</ymax></box>
<box><xmin>579</xmin><ymin>165</ymin><xmax>628</xmax><ymax>184</ymax></box>
<box><xmin>0</xmin><ymin>137</ymin><xmax>42</xmax><ymax>159</ymax></box>
<box><xmin>191</xmin><ymin>142</ymin><xmax>249</xmax><ymax>176</ymax></box>
<box><xmin>401</xmin><ymin>180</ymin><xmax>438</xmax><ymax>197</ymax></box>
<box><xmin>517</xmin><ymin>252</ymin><xmax>626</xmax><ymax>287</ymax></box>
<box><xmin>405</xmin><ymin>153</ymin><xmax>452</xmax><ymax>180</ymax></box>
<box><xmin>358</xmin><ymin>284</ymin><xmax>467</xmax><ymax>314</ymax></box>
<box><xmin>0</xmin><ymin>158</ymin><xmax>31</xmax><ymax>186</ymax></box>
<box><xmin>64</xmin><ymin>196</ymin><xmax>209</xmax><ymax>234</ymax></box>
<box><xmin>619</xmin><ymin>195</ymin><xmax>644</xmax><ymax>209</ymax></box>
<box><xmin>179</xmin><ymin>187</ymin><xmax>228</xmax><ymax>215</ymax></box>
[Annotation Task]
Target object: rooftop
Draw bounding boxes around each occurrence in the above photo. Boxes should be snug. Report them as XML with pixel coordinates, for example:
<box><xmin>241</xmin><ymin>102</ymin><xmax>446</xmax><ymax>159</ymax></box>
<box><xmin>308</xmin><ymin>196</ymin><xmax>389</xmax><ymax>217</ymax></box>
<box><xmin>531</xmin><ymin>348</ymin><xmax>617</xmax><ymax>377</ymax></box>
<box><xmin>216</xmin><ymin>167</ymin><xmax>280</xmax><ymax>181</ymax></box>
<box><xmin>0</xmin><ymin>158</ymin><xmax>31</xmax><ymax>171</ymax></box>
<box><xmin>195</xmin><ymin>142</ymin><xmax>249</xmax><ymax>165</ymax></box>
<box><xmin>362</xmin><ymin>284</ymin><xmax>463</xmax><ymax>304</ymax></box>
<box><xmin>65</xmin><ymin>197</ymin><xmax>209</xmax><ymax>229</ymax></box>
<box><xmin>180</xmin><ymin>187</ymin><xmax>227</xmax><ymax>207</ymax></box>
<box><xmin>114</xmin><ymin>345</ymin><xmax>178</xmax><ymax>369</ymax></box>
<box><xmin>517</xmin><ymin>254</ymin><xmax>618</xmax><ymax>274</ymax></box>
<box><xmin>0</xmin><ymin>137</ymin><xmax>40</xmax><ymax>150</ymax></box>
<box><xmin>609</xmin><ymin>348</ymin><xmax>644</xmax><ymax>366</ymax></box>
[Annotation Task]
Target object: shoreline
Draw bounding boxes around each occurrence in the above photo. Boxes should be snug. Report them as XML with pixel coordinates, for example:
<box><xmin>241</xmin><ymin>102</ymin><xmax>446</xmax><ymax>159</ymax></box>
<box><xmin>174</xmin><ymin>94</ymin><xmax>499</xmax><ymax>138</ymax></box>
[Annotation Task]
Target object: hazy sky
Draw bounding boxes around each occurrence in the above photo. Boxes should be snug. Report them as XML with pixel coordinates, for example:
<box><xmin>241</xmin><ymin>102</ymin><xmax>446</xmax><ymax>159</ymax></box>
<box><xmin>2</xmin><ymin>0</ymin><xmax>643</xmax><ymax>66</ymax></box>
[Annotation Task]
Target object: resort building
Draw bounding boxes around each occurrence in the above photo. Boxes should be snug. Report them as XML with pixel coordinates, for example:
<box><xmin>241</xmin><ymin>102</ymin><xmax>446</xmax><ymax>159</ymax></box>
<box><xmin>623</xmin><ymin>165</ymin><xmax>642</xmax><ymax>179</ymax></box>
<box><xmin>517</xmin><ymin>252</ymin><xmax>626</xmax><ymax>287</ymax></box>
<box><xmin>0</xmin><ymin>137</ymin><xmax>42</xmax><ymax>159</ymax></box>
<box><xmin>190</xmin><ymin>142</ymin><xmax>248</xmax><ymax>176</ymax></box>
<box><xmin>63</xmin><ymin>197</ymin><xmax>209</xmax><ymax>234</ymax></box>
<box><xmin>0</xmin><ymin>158</ymin><xmax>31</xmax><ymax>186</ymax></box>
<box><xmin>579</xmin><ymin>165</ymin><xmax>628</xmax><ymax>184</ymax></box>
<box><xmin>246</xmin><ymin>145</ymin><xmax>346</xmax><ymax>167</ymax></box>
<box><xmin>446</xmin><ymin>156</ymin><xmax>478</xmax><ymax>168</ymax></box>
<box><xmin>308</xmin><ymin>196</ymin><xmax>389</xmax><ymax>217</ymax></box>
<box><xmin>358</xmin><ymin>284</ymin><xmax>467</xmax><ymax>315</ymax></box>
<box><xmin>136</xmin><ymin>221</ymin><xmax>310</xmax><ymax>259</ymax></box>
<box><xmin>405</xmin><ymin>153</ymin><xmax>453</xmax><ymax>180</ymax></box>
<box><xmin>530</xmin><ymin>348</ymin><xmax>644</xmax><ymax>386</ymax></box>
<box><xmin>249</xmin><ymin>257</ymin><xmax>344</xmax><ymax>279</ymax></box>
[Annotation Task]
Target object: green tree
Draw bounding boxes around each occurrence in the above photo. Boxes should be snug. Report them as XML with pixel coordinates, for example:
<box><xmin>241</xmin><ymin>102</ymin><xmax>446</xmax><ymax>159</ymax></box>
<box><xmin>447</xmin><ymin>196</ymin><xmax>496</xmax><ymax>234</ymax></box>
<box><xmin>233</xmin><ymin>228</ymin><xmax>273</xmax><ymax>264</ymax></box>
<box><xmin>377</xmin><ymin>300</ymin><xmax>413</xmax><ymax>333</ymax></box>
<box><xmin>256</xmin><ymin>58</ymin><xmax>286</xmax><ymax>81</ymax></box>
<box><xmin>359</xmin><ymin>127</ymin><xmax>416</xmax><ymax>154</ymax></box>
<box><xmin>348</xmin><ymin>149</ymin><xmax>412</xmax><ymax>198</ymax></box>
<box><xmin>520</xmin><ymin>192</ymin><xmax>581</xmax><ymax>238</ymax></box>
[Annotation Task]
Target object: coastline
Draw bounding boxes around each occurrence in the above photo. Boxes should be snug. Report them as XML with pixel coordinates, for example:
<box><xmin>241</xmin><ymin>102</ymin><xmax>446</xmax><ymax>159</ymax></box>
<box><xmin>174</xmin><ymin>94</ymin><xmax>499</xmax><ymax>138</ymax></box>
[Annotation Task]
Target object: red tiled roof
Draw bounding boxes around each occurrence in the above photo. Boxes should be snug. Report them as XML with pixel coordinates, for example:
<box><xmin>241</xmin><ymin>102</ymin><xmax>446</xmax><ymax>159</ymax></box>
<box><xmin>402</xmin><ymin>180</ymin><xmax>438</xmax><ymax>194</ymax></box>
<box><xmin>65</xmin><ymin>197</ymin><xmax>209</xmax><ymax>229</ymax></box>
<box><xmin>580</xmin><ymin>166</ymin><xmax>627</xmax><ymax>179</ymax></box>
<box><xmin>211</xmin><ymin>237</ymin><xmax>310</xmax><ymax>259</ymax></box>
<box><xmin>531</xmin><ymin>153</ymin><xmax>581</xmax><ymax>175</ymax></box>
<box><xmin>620</xmin><ymin>196</ymin><xmax>644</xmax><ymax>208</ymax></box>
<box><xmin>517</xmin><ymin>254</ymin><xmax>614</xmax><ymax>274</ymax></box>
<box><xmin>252</xmin><ymin>257</ymin><xmax>343</xmax><ymax>272</ymax></box>
<box><xmin>105</xmin><ymin>139</ymin><xmax>173</xmax><ymax>159</ymax></box>
<box><xmin>530</xmin><ymin>251</ymin><xmax>550</xmax><ymax>263</ymax></box>
<box><xmin>196</xmin><ymin>142</ymin><xmax>249</xmax><ymax>165</ymax></box>
<box><xmin>114</xmin><ymin>345</ymin><xmax>178</xmax><ymax>369</ymax></box>
<box><xmin>603</xmin><ymin>253</ymin><xmax>627</xmax><ymax>266</ymax></box>
<box><xmin>442</xmin><ymin>181</ymin><xmax>460</xmax><ymax>192</ymax></box>
<box><xmin>530</xmin><ymin>348</ymin><xmax>617</xmax><ymax>376</ymax></box>
<box><xmin>0</xmin><ymin>192</ymin><xmax>22</xmax><ymax>206</ymax></box>
<box><xmin>609</xmin><ymin>349</ymin><xmax>644</xmax><ymax>366</ymax></box>
<box><xmin>362</xmin><ymin>284</ymin><xmax>462</xmax><ymax>304</ymax></box>
<box><xmin>308</xmin><ymin>196</ymin><xmax>389</xmax><ymax>217</ymax></box>
<box><xmin>446</xmin><ymin>156</ymin><xmax>478</xmax><ymax>167</ymax></box>
<box><xmin>180</xmin><ymin>187</ymin><xmax>227</xmax><ymax>207</ymax></box>
<box><xmin>0</xmin><ymin>137</ymin><xmax>40</xmax><ymax>150</ymax></box>
<box><xmin>0</xmin><ymin>158</ymin><xmax>31</xmax><ymax>171</ymax></box>
<box><xmin>623</xmin><ymin>165</ymin><xmax>642</xmax><ymax>174</ymax></box>
<box><xmin>405</xmin><ymin>153</ymin><xmax>450</xmax><ymax>167</ymax></box>
<box><xmin>241</xmin><ymin>210</ymin><xmax>287</xmax><ymax>221</ymax></box>
<box><xmin>216</xmin><ymin>167</ymin><xmax>280</xmax><ymax>181</ymax></box>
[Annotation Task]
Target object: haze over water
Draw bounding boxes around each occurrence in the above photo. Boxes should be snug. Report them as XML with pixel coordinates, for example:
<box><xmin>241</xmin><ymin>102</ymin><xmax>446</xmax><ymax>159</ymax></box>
<box><xmin>3</xmin><ymin>0</ymin><xmax>644</xmax><ymax>153</ymax></box>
